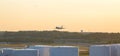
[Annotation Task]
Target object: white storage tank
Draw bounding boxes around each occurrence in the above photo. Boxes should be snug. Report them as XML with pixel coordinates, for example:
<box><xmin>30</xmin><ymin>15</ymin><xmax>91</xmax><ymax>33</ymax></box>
<box><xmin>28</xmin><ymin>45</ymin><xmax>52</xmax><ymax>56</ymax></box>
<box><xmin>89</xmin><ymin>45</ymin><xmax>111</xmax><ymax>56</ymax></box>
<box><xmin>49</xmin><ymin>46</ymin><xmax>79</xmax><ymax>56</ymax></box>
<box><xmin>12</xmin><ymin>49</ymin><xmax>38</xmax><ymax>56</ymax></box>
<box><xmin>111</xmin><ymin>44</ymin><xmax>120</xmax><ymax>56</ymax></box>
<box><xmin>2</xmin><ymin>48</ymin><xmax>14</xmax><ymax>56</ymax></box>
<box><xmin>0</xmin><ymin>49</ymin><xmax>3</xmax><ymax>56</ymax></box>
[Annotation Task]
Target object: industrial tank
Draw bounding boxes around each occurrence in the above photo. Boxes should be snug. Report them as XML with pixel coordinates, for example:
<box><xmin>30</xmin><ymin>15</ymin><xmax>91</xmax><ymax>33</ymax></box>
<box><xmin>28</xmin><ymin>45</ymin><xmax>52</xmax><ymax>56</ymax></box>
<box><xmin>50</xmin><ymin>46</ymin><xmax>79</xmax><ymax>56</ymax></box>
<box><xmin>12</xmin><ymin>49</ymin><xmax>38</xmax><ymax>56</ymax></box>
<box><xmin>89</xmin><ymin>45</ymin><xmax>111</xmax><ymax>56</ymax></box>
<box><xmin>2</xmin><ymin>48</ymin><xmax>14</xmax><ymax>56</ymax></box>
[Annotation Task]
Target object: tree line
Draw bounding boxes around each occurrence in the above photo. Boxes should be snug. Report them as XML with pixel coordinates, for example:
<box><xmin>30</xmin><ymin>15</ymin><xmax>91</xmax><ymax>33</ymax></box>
<box><xmin>0</xmin><ymin>31</ymin><xmax>120</xmax><ymax>44</ymax></box>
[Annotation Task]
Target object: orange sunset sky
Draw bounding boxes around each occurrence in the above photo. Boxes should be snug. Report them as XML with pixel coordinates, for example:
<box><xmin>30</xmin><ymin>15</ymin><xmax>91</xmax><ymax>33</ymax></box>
<box><xmin>0</xmin><ymin>0</ymin><xmax>120</xmax><ymax>32</ymax></box>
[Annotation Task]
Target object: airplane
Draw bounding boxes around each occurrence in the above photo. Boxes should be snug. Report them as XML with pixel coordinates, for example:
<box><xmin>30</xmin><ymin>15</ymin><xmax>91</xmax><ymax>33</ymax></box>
<box><xmin>55</xmin><ymin>26</ymin><xmax>64</xmax><ymax>29</ymax></box>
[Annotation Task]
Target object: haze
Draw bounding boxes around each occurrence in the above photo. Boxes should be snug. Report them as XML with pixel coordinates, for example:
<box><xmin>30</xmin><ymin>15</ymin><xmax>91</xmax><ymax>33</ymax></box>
<box><xmin>0</xmin><ymin>0</ymin><xmax>120</xmax><ymax>32</ymax></box>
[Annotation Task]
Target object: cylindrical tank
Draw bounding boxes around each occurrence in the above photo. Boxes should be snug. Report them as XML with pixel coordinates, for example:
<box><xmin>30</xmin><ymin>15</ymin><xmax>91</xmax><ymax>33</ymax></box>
<box><xmin>28</xmin><ymin>45</ymin><xmax>52</xmax><ymax>56</ymax></box>
<box><xmin>111</xmin><ymin>44</ymin><xmax>120</xmax><ymax>56</ymax></box>
<box><xmin>50</xmin><ymin>46</ymin><xmax>79</xmax><ymax>56</ymax></box>
<box><xmin>12</xmin><ymin>49</ymin><xmax>38</xmax><ymax>56</ymax></box>
<box><xmin>89</xmin><ymin>45</ymin><xmax>111</xmax><ymax>56</ymax></box>
<box><xmin>2</xmin><ymin>48</ymin><xmax>14</xmax><ymax>56</ymax></box>
<box><xmin>0</xmin><ymin>49</ymin><xmax>3</xmax><ymax>56</ymax></box>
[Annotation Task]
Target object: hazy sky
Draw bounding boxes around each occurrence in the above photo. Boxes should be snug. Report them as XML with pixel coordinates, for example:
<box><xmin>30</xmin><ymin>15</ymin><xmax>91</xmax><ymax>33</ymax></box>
<box><xmin>0</xmin><ymin>0</ymin><xmax>120</xmax><ymax>32</ymax></box>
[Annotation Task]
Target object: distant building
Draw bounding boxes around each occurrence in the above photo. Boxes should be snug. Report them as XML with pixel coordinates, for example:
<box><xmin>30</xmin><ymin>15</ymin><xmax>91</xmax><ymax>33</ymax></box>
<box><xmin>81</xmin><ymin>30</ymin><xmax>83</xmax><ymax>33</ymax></box>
